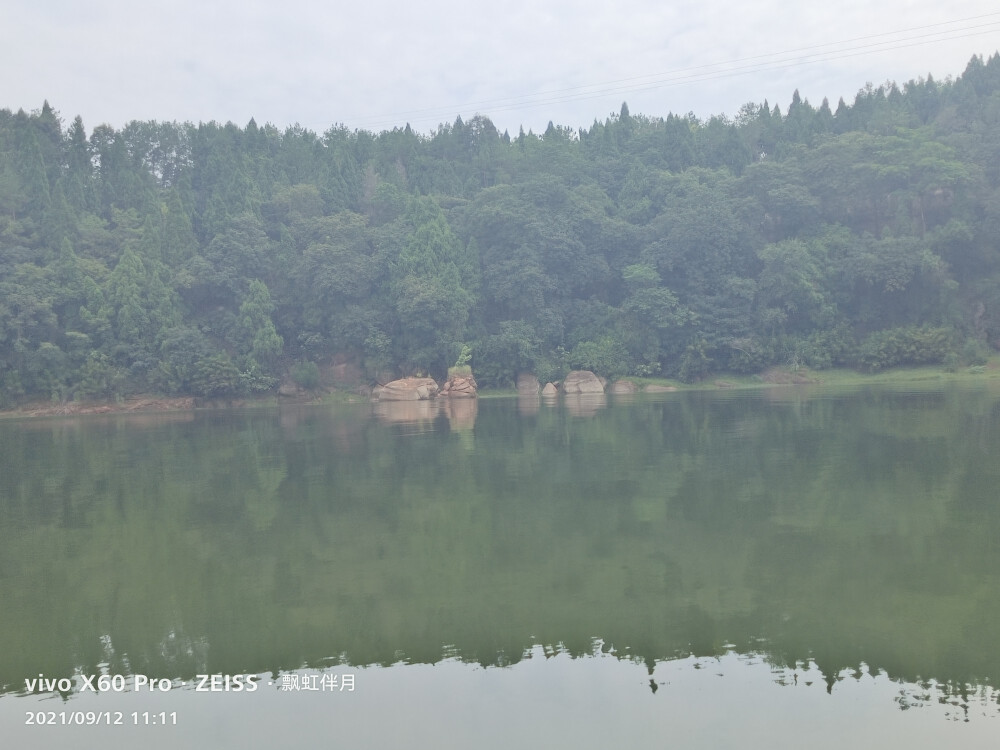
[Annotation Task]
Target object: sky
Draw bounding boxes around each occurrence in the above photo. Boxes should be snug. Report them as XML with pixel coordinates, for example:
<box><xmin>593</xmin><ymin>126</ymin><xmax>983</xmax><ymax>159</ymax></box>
<box><xmin>2</xmin><ymin>0</ymin><xmax>1000</xmax><ymax>137</ymax></box>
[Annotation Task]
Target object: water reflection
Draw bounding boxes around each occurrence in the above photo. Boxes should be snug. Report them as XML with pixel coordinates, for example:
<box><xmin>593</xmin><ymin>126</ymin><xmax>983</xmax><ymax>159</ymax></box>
<box><xmin>563</xmin><ymin>393</ymin><xmax>607</xmax><ymax>417</ymax></box>
<box><xmin>373</xmin><ymin>399</ymin><xmax>441</xmax><ymax>424</ymax></box>
<box><xmin>442</xmin><ymin>398</ymin><xmax>477</xmax><ymax>431</ymax></box>
<box><xmin>517</xmin><ymin>394</ymin><xmax>540</xmax><ymax>416</ymax></box>
<box><xmin>1</xmin><ymin>387</ymin><xmax>999</xmax><ymax>733</ymax></box>
<box><xmin>1</xmin><ymin>650</ymin><xmax>996</xmax><ymax>750</ymax></box>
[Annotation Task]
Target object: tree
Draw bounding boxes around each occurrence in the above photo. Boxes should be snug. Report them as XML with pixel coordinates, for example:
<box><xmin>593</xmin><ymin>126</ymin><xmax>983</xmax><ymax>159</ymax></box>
<box><xmin>388</xmin><ymin>197</ymin><xmax>474</xmax><ymax>373</ymax></box>
<box><xmin>237</xmin><ymin>279</ymin><xmax>283</xmax><ymax>376</ymax></box>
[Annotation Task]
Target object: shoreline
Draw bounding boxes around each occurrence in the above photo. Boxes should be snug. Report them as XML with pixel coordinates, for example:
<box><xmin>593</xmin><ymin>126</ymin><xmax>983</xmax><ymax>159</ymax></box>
<box><xmin>2</xmin><ymin>361</ymin><xmax>997</xmax><ymax>420</ymax></box>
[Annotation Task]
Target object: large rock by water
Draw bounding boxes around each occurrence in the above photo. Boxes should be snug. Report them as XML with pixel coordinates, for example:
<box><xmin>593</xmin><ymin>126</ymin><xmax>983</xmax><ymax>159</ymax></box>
<box><xmin>441</xmin><ymin>374</ymin><xmax>477</xmax><ymax>398</ymax></box>
<box><xmin>561</xmin><ymin>370</ymin><xmax>605</xmax><ymax>394</ymax></box>
<box><xmin>278</xmin><ymin>381</ymin><xmax>304</xmax><ymax>397</ymax></box>
<box><xmin>541</xmin><ymin>382</ymin><xmax>558</xmax><ymax>396</ymax></box>
<box><xmin>643</xmin><ymin>384</ymin><xmax>677</xmax><ymax>393</ymax></box>
<box><xmin>610</xmin><ymin>379</ymin><xmax>638</xmax><ymax>394</ymax></box>
<box><xmin>377</xmin><ymin>377</ymin><xmax>440</xmax><ymax>401</ymax></box>
<box><xmin>516</xmin><ymin>373</ymin><xmax>540</xmax><ymax>394</ymax></box>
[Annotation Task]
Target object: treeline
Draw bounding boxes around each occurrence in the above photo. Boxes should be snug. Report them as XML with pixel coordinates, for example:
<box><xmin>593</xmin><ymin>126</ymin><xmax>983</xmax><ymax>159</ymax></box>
<box><xmin>2</xmin><ymin>54</ymin><xmax>1000</xmax><ymax>404</ymax></box>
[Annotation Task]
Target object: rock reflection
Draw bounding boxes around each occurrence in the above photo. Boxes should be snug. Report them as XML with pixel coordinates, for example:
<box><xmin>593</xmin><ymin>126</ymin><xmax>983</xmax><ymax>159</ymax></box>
<box><xmin>372</xmin><ymin>399</ymin><xmax>442</xmax><ymax>424</ymax></box>
<box><xmin>517</xmin><ymin>395</ymin><xmax>540</xmax><ymax>416</ymax></box>
<box><xmin>564</xmin><ymin>393</ymin><xmax>607</xmax><ymax>417</ymax></box>
<box><xmin>443</xmin><ymin>398</ymin><xmax>478</xmax><ymax>431</ymax></box>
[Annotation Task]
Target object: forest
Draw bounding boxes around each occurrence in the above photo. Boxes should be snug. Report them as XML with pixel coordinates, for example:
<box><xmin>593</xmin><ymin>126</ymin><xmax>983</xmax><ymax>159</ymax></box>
<box><xmin>1</xmin><ymin>53</ymin><xmax>1000</xmax><ymax>405</ymax></box>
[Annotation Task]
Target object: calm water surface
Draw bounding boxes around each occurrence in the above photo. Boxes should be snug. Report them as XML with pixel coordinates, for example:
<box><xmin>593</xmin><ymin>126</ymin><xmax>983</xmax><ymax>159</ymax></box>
<box><xmin>1</xmin><ymin>385</ymin><xmax>998</xmax><ymax>748</ymax></box>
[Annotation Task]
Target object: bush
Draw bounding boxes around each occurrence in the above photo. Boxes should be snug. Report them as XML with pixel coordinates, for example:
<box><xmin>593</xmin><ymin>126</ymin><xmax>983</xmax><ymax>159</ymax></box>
<box><xmin>962</xmin><ymin>339</ymin><xmax>989</xmax><ymax>367</ymax></box>
<box><xmin>74</xmin><ymin>352</ymin><xmax>125</xmax><ymax>400</ymax></box>
<box><xmin>797</xmin><ymin>325</ymin><xmax>856</xmax><ymax>370</ymax></box>
<box><xmin>191</xmin><ymin>354</ymin><xmax>241</xmax><ymax>397</ymax></box>
<box><xmin>724</xmin><ymin>337</ymin><xmax>777</xmax><ymax>374</ymax></box>
<box><xmin>569</xmin><ymin>336</ymin><xmax>630</xmax><ymax>379</ymax></box>
<box><xmin>856</xmin><ymin>326</ymin><xmax>952</xmax><ymax>372</ymax></box>
<box><xmin>678</xmin><ymin>339</ymin><xmax>712</xmax><ymax>383</ymax></box>
<box><xmin>291</xmin><ymin>361</ymin><xmax>321</xmax><ymax>389</ymax></box>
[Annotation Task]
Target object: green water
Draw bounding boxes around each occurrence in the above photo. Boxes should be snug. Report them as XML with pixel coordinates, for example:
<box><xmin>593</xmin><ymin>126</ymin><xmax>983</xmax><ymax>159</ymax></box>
<box><xmin>1</xmin><ymin>386</ymin><xmax>998</xmax><ymax>747</ymax></box>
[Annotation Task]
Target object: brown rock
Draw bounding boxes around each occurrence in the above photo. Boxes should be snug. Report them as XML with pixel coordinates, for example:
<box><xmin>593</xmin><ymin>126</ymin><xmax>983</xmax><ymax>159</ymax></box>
<box><xmin>278</xmin><ymin>382</ymin><xmax>302</xmax><ymax>397</ymax></box>
<box><xmin>610</xmin><ymin>380</ymin><xmax>638</xmax><ymax>394</ymax></box>
<box><xmin>561</xmin><ymin>370</ymin><xmax>605</xmax><ymax>394</ymax></box>
<box><xmin>644</xmin><ymin>384</ymin><xmax>677</xmax><ymax>393</ymax></box>
<box><xmin>441</xmin><ymin>374</ymin><xmax>477</xmax><ymax>398</ymax></box>
<box><xmin>378</xmin><ymin>377</ymin><xmax>440</xmax><ymax>401</ymax></box>
<box><xmin>517</xmin><ymin>373</ymin><xmax>540</xmax><ymax>394</ymax></box>
<box><xmin>541</xmin><ymin>382</ymin><xmax>558</xmax><ymax>396</ymax></box>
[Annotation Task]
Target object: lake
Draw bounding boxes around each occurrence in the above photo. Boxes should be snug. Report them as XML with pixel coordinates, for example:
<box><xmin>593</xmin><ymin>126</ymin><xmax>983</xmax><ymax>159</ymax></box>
<box><xmin>1</xmin><ymin>384</ymin><xmax>998</xmax><ymax>748</ymax></box>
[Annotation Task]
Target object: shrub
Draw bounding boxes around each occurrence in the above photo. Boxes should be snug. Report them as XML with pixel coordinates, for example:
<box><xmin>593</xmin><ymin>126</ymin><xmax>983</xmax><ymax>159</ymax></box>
<box><xmin>191</xmin><ymin>354</ymin><xmax>241</xmax><ymax>397</ymax></box>
<box><xmin>291</xmin><ymin>361</ymin><xmax>321</xmax><ymax>389</ymax></box>
<box><xmin>569</xmin><ymin>336</ymin><xmax>630</xmax><ymax>379</ymax></box>
<box><xmin>678</xmin><ymin>339</ymin><xmax>712</xmax><ymax>383</ymax></box>
<box><xmin>856</xmin><ymin>326</ymin><xmax>952</xmax><ymax>372</ymax></box>
<box><xmin>962</xmin><ymin>339</ymin><xmax>989</xmax><ymax>367</ymax></box>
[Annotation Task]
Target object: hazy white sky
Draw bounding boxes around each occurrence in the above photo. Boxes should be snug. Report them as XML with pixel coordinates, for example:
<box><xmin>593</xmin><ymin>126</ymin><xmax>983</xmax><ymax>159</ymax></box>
<box><xmin>3</xmin><ymin>1</ymin><xmax>999</xmax><ymax>135</ymax></box>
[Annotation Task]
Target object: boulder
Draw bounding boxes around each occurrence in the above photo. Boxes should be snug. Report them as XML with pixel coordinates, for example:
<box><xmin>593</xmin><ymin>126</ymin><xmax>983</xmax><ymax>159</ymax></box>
<box><xmin>378</xmin><ymin>377</ymin><xmax>440</xmax><ymax>401</ymax></box>
<box><xmin>278</xmin><ymin>381</ymin><xmax>303</xmax><ymax>397</ymax></box>
<box><xmin>442</xmin><ymin>374</ymin><xmax>477</xmax><ymax>398</ymax></box>
<box><xmin>561</xmin><ymin>370</ymin><xmax>605</xmax><ymax>394</ymax></box>
<box><xmin>541</xmin><ymin>382</ymin><xmax>558</xmax><ymax>396</ymax></box>
<box><xmin>516</xmin><ymin>373</ymin><xmax>540</xmax><ymax>394</ymax></box>
<box><xmin>610</xmin><ymin>379</ymin><xmax>638</xmax><ymax>394</ymax></box>
<box><xmin>644</xmin><ymin>384</ymin><xmax>677</xmax><ymax>393</ymax></box>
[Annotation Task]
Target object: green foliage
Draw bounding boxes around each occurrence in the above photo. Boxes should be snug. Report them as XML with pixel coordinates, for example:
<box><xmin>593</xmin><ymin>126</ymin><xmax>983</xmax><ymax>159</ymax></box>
<box><xmin>793</xmin><ymin>325</ymin><xmax>857</xmax><ymax>370</ymax></box>
<box><xmin>961</xmin><ymin>338</ymin><xmax>989</xmax><ymax>367</ymax></box>
<box><xmin>678</xmin><ymin>339</ymin><xmax>713</xmax><ymax>382</ymax></box>
<box><xmin>191</xmin><ymin>353</ymin><xmax>241</xmax><ymax>397</ymax></box>
<box><xmin>74</xmin><ymin>351</ymin><xmax>123</xmax><ymax>400</ymax></box>
<box><xmin>3</xmin><ymin>55</ymin><xmax>1000</xmax><ymax>404</ymax></box>
<box><xmin>239</xmin><ymin>362</ymin><xmax>277</xmax><ymax>393</ymax></box>
<box><xmin>156</xmin><ymin>326</ymin><xmax>217</xmax><ymax>395</ymax></box>
<box><xmin>291</xmin><ymin>361</ymin><xmax>320</xmax><ymax>389</ymax></box>
<box><xmin>363</xmin><ymin>330</ymin><xmax>393</xmax><ymax>377</ymax></box>
<box><xmin>473</xmin><ymin>321</ymin><xmax>541</xmax><ymax>387</ymax></box>
<box><xmin>568</xmin><ymin>336</ymin><xmax>630</xmax><ymax>379</ymax></box>
<box><xmin>26</xmin><ymin>342</ymin><xmax>68</xmax><ymax>400</ymax></box>
<box><xmin>454</xmin><ymin>343</ymin><xmax>472</xmax><ymax>369</ymax></box>
<box><xmin>856</xmin><ymin>326</ymin><xmax>953</xmax><ymax>372</ymax></box>
<box><xmin>237</xmin><ymin>279</ymin><xmax>282</xmax><ymax>373</ymax></box>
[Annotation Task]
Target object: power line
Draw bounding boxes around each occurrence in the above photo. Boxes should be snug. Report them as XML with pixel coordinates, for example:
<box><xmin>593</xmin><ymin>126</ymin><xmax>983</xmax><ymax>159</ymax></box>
<box><xmin>344</xmin><ymin>13</ymin><xmax>1000</xmax><ymax>132</ymax></box>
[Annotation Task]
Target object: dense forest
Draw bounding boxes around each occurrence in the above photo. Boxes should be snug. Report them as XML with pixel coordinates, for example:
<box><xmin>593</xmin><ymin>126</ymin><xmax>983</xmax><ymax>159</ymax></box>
<box><xmin>2</xmin><ymin>53</ymin><xmax>1000</xmax><ymax>405</ymax></box>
